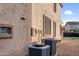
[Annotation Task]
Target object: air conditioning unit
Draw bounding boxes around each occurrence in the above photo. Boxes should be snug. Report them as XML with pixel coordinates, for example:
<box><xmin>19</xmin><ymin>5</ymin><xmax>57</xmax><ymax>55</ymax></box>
<box><xmin>42</xmin><ymin>38</ymin><xmax>57</xmax><ymax>56</ymax></box>
<box><xmin>28</xmin><ymin>44</ymin><xmax>50</xmax><ymax>56</ymax></box>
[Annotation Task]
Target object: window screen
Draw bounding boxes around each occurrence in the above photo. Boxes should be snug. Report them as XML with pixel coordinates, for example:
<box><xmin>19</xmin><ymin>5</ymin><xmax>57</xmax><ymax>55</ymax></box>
<box><xmin>43</xmin><ymin>15</ymin><xmax>51</xmax><ymax>36</ymax></box>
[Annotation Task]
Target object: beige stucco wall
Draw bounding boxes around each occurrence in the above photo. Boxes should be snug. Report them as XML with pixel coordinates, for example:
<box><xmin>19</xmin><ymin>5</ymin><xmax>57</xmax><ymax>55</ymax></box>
<box><xmin>31</xmin><ymin>3</ymin><xmax>63</xmax><ymax>42</ymax></box>
<box><xmin>31</xmin><ymin>4</ymin><xmax>54</xmax><ymax>43</ymax></box>
<box><xmin>55</xmin><ymin>3</ymin><xmax>63</xmax><ymax>40</ymax></box>
<box><xmin>0</xmin><ymin>3</ymin><xmax>63</xmax><ymax>55</ymax></box>
<box><xmin>0</xmin><ymin>3</ymin><xmax>32</xmax><ymax>55</ymax></box>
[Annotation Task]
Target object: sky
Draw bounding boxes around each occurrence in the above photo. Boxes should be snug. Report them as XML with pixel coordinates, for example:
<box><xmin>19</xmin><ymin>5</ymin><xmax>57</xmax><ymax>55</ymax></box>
<box><xmin>62</xmin><ymin>3</ymin><xmax>79</xmax><ymax>25</ymax></box>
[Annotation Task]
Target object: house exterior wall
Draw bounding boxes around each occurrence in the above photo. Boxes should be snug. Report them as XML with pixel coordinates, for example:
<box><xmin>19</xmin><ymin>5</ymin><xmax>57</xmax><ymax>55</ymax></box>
<box><xmin>31</xmin><ymin>4</ymin><xmax>54</xmax><ymax>43</ymax></box>
<box><xmin>0</xmin><ymin>3</ymin><xmax>32</xmax><ymax>55</ymax></box>
<box><xmin>31</xmin><ymin>3</ymin><xmax>63</xmax><ymax>42</ymax></box>
<box><xmin>65</xmin><ymin>24</ymin><xmax>72</xmax><ymax>32</ymax></box>
<box><xmin>65</xmin><ymin>23</ymin><xmax>79</xmax><ymax>32</ymax></box>
<box><xmin>0</xmin><ymin>3</ymin><xmax>63</xmax><ymax>56</ymax></box>
<box><xmin>55</xmin><ymin>3</ymin><xmax>63</xmax><ymax>40</ymax></box>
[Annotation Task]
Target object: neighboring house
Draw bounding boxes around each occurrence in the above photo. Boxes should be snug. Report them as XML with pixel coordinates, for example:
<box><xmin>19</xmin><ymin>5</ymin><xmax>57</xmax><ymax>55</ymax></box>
<box><xmin>0</xmin><ymin>3</ymin><xmax>63</xmax><ymax>56</ymax></box>
<box><xmin>65</xmin><ymin>22</ymin><xmax>79</xmax><ymax>32</ymax></box>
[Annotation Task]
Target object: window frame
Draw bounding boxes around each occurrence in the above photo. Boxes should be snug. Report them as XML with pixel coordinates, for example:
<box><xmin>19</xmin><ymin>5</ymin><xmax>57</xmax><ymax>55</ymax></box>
<box><xmin>53</xmin><ymin>3</ymin><xmax>57</xmax><ymax>13</ymax></box>
<box><xmin>53</xmin><ymin>21</ymin><xmax>56</xmax><ymax>37</ymax></box>
<box><xmin>43</xmin><ymin>15</ymin><xmax>51</xmax><ymax>37</ymax></box>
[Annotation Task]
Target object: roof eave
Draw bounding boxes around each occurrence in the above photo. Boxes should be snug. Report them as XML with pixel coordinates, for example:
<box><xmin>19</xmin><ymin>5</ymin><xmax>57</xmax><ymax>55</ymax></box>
<box><xmin>59</xmin><ymin>3</ymin><xmax>63</xmax><ymax>8</ymax></box>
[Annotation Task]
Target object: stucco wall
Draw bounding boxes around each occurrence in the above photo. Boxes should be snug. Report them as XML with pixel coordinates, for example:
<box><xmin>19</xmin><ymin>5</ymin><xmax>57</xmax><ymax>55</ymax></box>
<box><xmin>0</xmin><ymin>3</ymin><xmax>32</xmax><ymax>55</ymax></box>
<box><xmin>31</xmin><ymin>3</ymin><xmax>63</xmax><ymax>42</ymax></box>
<box><xmin>0</xmin><ymin>3</ymin><xmax>62</xmax><ymax>56</ymax></box>
<box><xmin>55</xmin><ymin>3</ymin><xmax>63</xmax><ymax>40</ymax></box>
<box><xmin>31</xmin><ymin>4</ymin><xmax>55</xmax><ymax>43</ymax></box>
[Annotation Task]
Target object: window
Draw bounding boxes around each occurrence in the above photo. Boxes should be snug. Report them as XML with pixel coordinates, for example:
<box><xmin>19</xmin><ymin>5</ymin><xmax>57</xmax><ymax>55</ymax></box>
<box><xmin>43</xmin><ymin>15</ymin><xmax>51</xmax><ymax>37</ymax></box>
<box><xmin>0</xmin><ymin>27</ymin><xmax>11</xmax><ymax>34</ymax></box>
<box><xmin>60</xmin><ymin>26</ymin><xmax>62</xmax><ymax>35</ymax></box>
<box><xmin>53</xmin><ymin>21</ymin><xmax>56</xmax><ymax>37</ymax></box>
<box><xmin>53</xmin><ymin>3</ymin><xmax>57</xmax><ymax>13</ymax></box>
<box><xmin>0</xmin><ymin>24</ymin><xmax>13</xmax><ymax>38</ymax></box>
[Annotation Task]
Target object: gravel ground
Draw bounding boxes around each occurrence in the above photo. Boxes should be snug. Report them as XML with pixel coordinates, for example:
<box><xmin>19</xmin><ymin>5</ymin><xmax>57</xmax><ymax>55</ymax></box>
<box><xmin>57</xmin><ymin>38</ymin><xmax>79</xmax><ymax>56</ymax></box>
